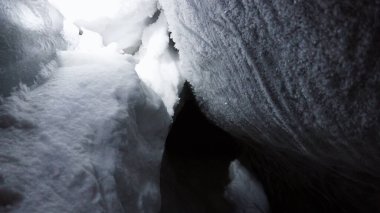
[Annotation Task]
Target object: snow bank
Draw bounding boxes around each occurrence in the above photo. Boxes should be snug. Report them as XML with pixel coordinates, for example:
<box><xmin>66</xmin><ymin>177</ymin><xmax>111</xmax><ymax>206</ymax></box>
<box><xmin>0</xmin><ymin>29</ymin><xmax>170</xmax><ymax>212</ymax></box>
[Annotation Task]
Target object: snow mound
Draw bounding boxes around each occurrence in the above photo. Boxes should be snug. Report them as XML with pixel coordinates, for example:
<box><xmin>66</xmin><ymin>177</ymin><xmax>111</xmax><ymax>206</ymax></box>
<box><xmin>225</xmin><ymin>160</ymin><xmax>269</xmax><ymax>213</ymax></box>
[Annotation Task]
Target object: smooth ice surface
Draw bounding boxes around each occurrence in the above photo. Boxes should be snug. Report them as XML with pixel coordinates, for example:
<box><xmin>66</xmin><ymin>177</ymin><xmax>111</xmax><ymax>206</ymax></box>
<box><xmin>0</xmin><ymin>25</ymin><xmax>170</xmax><ymax>212</ymax></box>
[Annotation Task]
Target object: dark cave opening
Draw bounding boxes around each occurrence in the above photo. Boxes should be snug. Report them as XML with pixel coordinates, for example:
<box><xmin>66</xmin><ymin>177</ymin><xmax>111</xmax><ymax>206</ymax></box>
<box><xmin>159</xmin><ymin>83</ymin><xmax>380</xmax><ymax>213</ymax></box>
<box><xmin>160</xmin><ymin>82</ymin><xmax>240</xmax><ymax>213</ymax></box>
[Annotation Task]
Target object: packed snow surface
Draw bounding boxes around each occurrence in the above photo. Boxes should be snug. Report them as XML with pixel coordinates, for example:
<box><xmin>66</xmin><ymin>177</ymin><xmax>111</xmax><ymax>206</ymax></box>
<box><xmin>0</xmin><ymin>18</ymin><xmax>171</xmax><ymax>213</ymax></box>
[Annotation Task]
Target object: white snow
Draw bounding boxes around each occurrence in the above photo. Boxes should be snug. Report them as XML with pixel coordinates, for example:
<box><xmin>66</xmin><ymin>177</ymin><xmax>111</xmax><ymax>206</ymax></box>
<box><xmin>49</xmin><ymin>0</ymin><xmax>159</xmax><ymax>53</ymax></box>
<box><xmin>225</xmin><ymin>160</ymin><xmax>270</xmax><ymax>213</ymax></box>
<box><xmin>135</xmin><ymin>13</ymin><xmax>183</xmax><ymax>116</ymax></box>
<box><xmin>54</xmin><ymin>0</ymin><xmax>183</xmax><ymax>115</ymax></box>
<box><xmin>0</xmin><ymin>16</ymin><xmax>171</xmax><ymax>213</ymax></box>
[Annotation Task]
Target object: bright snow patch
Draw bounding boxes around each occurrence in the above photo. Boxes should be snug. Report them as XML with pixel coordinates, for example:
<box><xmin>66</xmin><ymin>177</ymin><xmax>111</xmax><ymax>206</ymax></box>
<box><xmin>49</xmin><ymin>0</ymin><xmax>159</xmax><ymax>52</ymax></box>
<box><xmin>135</xmin><ymin>13</ymin><xmax>183</xmax><ymax>116</ymax></box>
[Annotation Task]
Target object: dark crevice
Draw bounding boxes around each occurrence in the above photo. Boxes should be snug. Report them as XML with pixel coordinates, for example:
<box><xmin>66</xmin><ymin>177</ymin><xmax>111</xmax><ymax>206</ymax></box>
<box><xmin>0</xmin><ymin>187</ymin><xmax>23</xmax><ymax>208</ymax></box>
<box><xmin>160</xmin><ymin>82</ymin><xmax>240</xmax><ymax>213</ymax></box>
<box><xmin>168</xmin><ymin>32</ymin><xmax>179</xmax><ymax>54</ymax></box>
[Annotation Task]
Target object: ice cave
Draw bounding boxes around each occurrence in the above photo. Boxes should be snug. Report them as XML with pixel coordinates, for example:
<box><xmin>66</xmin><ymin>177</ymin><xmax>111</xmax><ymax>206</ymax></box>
<box><xmin>0</xmin><ymin>0</ymin><xmax>379</xmax><ymax>212</ymax></box>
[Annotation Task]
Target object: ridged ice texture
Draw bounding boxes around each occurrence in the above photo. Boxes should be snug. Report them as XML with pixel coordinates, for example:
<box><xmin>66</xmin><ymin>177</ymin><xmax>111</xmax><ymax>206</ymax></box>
<box><xmin>160</xmin><ymin>0</ymin><xmax>380</xmax><ymax>211</ymax></box>
<box><xmin>0</xmin><ymin>0</ymin><xmax>65</xmax><ymax>96</ymax></box>
<box><xmin>160</xmin><ymin>0</ymin><xmax>380</xmax><ymax>165</ymax></box>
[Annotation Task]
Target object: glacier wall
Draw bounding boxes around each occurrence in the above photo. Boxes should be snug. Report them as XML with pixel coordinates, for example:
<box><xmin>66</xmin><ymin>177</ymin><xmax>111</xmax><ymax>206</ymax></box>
<box><xmin>159</xmin><ymin>0</ymin><xmax>380</xmax><ymax>212</ymax></box>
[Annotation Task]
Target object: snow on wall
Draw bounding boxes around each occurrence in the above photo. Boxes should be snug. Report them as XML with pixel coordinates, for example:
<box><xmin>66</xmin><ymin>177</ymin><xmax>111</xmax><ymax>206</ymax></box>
<box><xmin>0</xmin><ymin>0</ymin><xmax>66</xmax><ymax>96</ymax></box>
<box><xmin>0</xmin><ymin>30</ymin><xmax>170</xmax><ymax>212</ymax></box>
<box><xmin>135</xmin><ymin>13</ymin><xmax>183</xmax><ymax>116</ymax></box>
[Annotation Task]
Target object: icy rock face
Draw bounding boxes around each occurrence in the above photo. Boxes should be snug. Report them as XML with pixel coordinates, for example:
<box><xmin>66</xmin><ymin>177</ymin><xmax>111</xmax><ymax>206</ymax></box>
<box><xmin>0</xmin><ymin>31</ymin><xmax>170</xmax><ymax>212</ymax></box>
<box><xmin>160</xmin><ymin>0</ymin><xmax>380</xmax><ymax>212</ymax></box>
<box><xmin>0</xmin><ymin>0</ymin><xmax>65</xmax><ymax>96</ymax></box>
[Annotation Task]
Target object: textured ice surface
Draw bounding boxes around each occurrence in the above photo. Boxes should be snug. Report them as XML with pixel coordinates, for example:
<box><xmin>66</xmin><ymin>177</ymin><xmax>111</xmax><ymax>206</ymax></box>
<box><xmin>0</xmin><ymin>29</ymin><xmax>170</xmax><ymax>212</ymax></box>
<box><xmin>159</xmin><ymin>0</ymin><xmax>380</xmax><ymax>211</ymax></box>
<box><xmin>160</xmin><ymin>0</ymin><xmax>380</xmax><ymax>148</ymax></box>
<box><xmin>0</xmin><ymin>0</ymin><xmax>65</xmax><ymax>96</ymax></box>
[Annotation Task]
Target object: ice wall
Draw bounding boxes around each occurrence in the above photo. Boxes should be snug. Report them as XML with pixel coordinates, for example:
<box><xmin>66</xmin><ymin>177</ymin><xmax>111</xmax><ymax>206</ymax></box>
<box><xmin>159</xmin><ymin>0</ymin><xmax>380</xmax><ymax>212</ymax></box>
<box><xmin>0</xmin><ymin>0</ymin><xmax>65</xmax><ymax>97</ymax></box>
